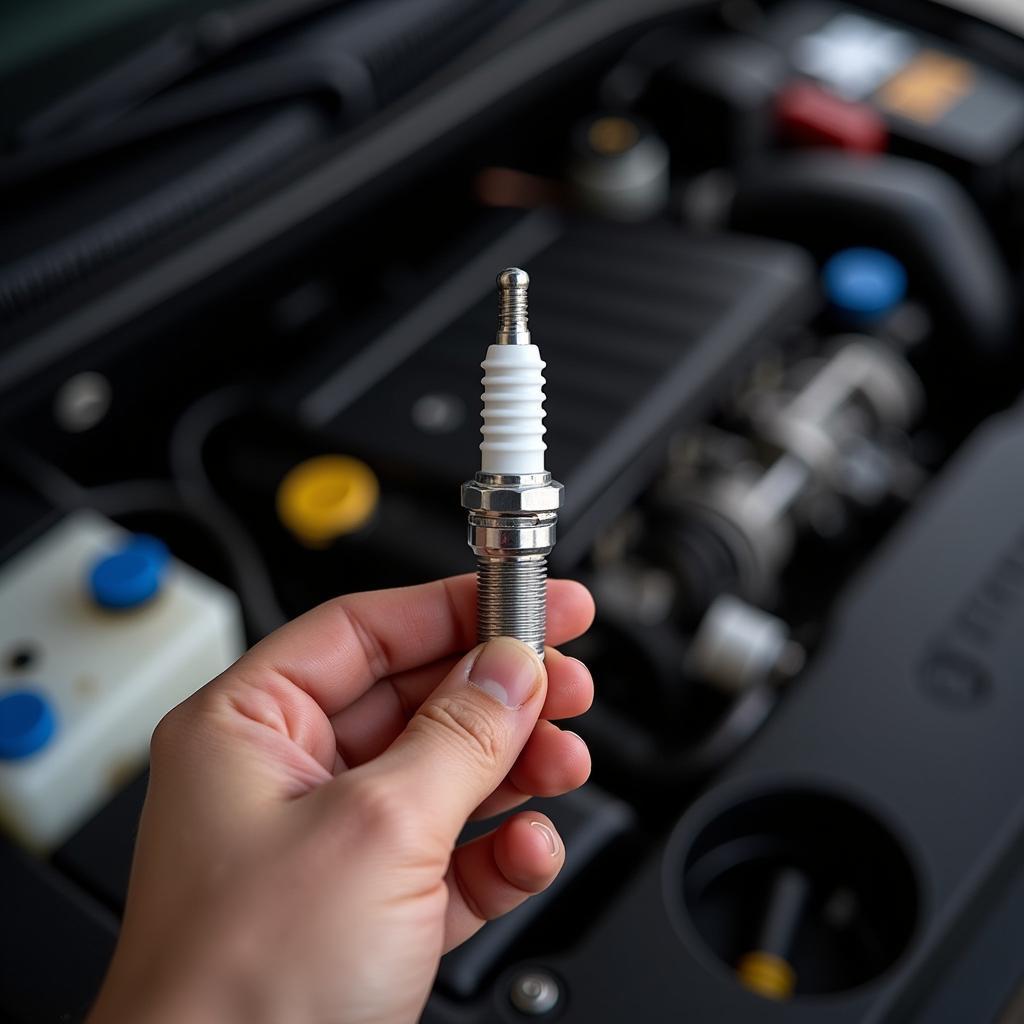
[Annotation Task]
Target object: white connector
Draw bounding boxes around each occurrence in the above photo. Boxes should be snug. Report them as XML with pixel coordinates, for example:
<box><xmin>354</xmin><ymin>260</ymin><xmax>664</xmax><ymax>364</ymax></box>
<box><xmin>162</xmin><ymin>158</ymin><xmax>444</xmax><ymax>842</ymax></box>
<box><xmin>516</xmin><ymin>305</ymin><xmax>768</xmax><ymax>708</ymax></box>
<box><xmin>0</xmin><ymin>511</ymin><xmax>244</xmax><ymax>850</ymax></box>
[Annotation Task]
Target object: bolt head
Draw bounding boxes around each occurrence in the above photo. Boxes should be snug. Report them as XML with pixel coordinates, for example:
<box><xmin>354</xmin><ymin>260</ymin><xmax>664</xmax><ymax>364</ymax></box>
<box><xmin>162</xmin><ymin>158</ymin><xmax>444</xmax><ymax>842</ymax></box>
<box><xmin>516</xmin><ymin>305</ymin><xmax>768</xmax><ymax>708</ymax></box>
<box><xmin>509</xmin><ymin>969</ymin><xmax>561</xmax><ymax>1015</ymax></box>
<box><xmin>461</xmin><ymin>479</ymin><xmax>563</xmax><ymax>512</ymax></box>
<box><xmin>54</xmin><ymin>371</ymin><xmax>112</xmax><ymax>433</ymax></box>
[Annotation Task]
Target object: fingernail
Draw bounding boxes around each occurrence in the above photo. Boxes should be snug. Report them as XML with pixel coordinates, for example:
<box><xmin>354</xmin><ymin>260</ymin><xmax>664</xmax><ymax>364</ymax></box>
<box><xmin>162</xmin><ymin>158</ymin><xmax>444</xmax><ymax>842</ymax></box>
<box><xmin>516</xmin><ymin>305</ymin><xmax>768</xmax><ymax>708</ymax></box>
<box><xmin>530</xmin><ymin>820</ymin><xmax>560</xmax><ymax>857</ymax></box>
<box><xmin>468</xmin><ymin>637</ymin><xmax>542</xmax><ymax>709</ymax></box>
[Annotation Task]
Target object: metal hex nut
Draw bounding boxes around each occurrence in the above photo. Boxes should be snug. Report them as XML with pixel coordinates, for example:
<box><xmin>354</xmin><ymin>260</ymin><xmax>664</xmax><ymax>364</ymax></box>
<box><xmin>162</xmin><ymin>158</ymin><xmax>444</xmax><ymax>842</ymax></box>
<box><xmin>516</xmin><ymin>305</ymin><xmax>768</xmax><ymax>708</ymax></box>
<box><xmin>461</xmin><ymin>480</ymin><xmax>563</xmax><ymax>512</ymax></box>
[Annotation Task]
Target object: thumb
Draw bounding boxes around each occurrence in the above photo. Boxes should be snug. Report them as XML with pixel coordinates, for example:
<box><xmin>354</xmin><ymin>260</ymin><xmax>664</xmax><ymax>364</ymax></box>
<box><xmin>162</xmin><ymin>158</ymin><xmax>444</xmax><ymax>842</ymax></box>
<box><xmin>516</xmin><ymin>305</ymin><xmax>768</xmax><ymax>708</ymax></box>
<box><xmin>370</xmin><ymin>636</ymin><xmax>546</xmax><ymax>844</ymax></box>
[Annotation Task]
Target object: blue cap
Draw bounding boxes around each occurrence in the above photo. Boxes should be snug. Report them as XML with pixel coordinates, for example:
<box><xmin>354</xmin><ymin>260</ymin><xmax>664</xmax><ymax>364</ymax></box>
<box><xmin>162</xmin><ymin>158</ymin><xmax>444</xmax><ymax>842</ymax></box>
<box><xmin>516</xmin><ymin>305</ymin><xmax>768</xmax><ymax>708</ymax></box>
<box><xmin>822</xmin><ymin>248</ymin><xmax>908</xmax><ymax>323</ymax></box>
<box><xmin>89</xmin><ymin>535</ymin><xmax>170</xmax><ymax>610</ymax></box>
<box><xmin>0</xmin><ymin>690</ymin><xmax>55</xmax><ymax>759</ymax></box>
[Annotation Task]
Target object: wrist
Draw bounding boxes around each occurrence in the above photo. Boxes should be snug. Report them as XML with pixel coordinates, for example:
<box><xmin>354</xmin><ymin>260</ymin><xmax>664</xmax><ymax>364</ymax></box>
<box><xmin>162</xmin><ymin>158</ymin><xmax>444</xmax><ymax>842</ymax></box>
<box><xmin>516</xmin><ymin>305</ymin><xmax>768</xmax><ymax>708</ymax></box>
<box><xmin>87</xmin><ymin>957</ymin><xmax>251</xmax><ymax>1024</ymax></box>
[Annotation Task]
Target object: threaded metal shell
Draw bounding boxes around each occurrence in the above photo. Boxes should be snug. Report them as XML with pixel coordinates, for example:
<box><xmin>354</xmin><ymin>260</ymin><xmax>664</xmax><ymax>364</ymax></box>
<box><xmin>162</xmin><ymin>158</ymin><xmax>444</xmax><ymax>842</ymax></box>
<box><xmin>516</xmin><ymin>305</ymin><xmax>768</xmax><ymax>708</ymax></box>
<box><xmin>476</xmin><ymin>554</ymin><xmax>547</xmax><ymax>658</ymax></box>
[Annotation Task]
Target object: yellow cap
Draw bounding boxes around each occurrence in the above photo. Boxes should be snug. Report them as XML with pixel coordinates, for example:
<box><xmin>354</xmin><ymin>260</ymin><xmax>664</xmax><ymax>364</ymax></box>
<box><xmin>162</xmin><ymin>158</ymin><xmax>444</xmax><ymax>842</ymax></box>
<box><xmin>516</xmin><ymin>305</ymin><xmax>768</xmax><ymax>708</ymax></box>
<box><xmin>276</xmin><ymin>455</ymin><xmax>379</xmax><ymax>547</ymax></box>
<box><xmin>736</xmin><ymin>951</ymin><xmax>796</xmax><ymax>1001</ymax></box>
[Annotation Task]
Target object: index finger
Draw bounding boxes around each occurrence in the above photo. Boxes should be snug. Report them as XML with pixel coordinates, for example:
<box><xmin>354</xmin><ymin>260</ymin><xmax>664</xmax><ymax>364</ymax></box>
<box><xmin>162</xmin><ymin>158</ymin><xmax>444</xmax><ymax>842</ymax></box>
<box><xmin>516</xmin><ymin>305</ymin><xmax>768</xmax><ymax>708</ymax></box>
<box><xmin>234</xmin><ymin>575</ymin><xmax>594</xmax><ymax>716</ymax></box>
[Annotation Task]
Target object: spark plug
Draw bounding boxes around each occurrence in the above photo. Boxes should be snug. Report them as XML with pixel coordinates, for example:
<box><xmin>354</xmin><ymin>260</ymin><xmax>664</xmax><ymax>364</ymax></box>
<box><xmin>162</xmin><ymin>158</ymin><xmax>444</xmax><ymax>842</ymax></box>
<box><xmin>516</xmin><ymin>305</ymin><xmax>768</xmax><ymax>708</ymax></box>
<box><xmin>461</xmin><ymin>268</ymin><xmax>563</xmax><ymax>659</ymax></box>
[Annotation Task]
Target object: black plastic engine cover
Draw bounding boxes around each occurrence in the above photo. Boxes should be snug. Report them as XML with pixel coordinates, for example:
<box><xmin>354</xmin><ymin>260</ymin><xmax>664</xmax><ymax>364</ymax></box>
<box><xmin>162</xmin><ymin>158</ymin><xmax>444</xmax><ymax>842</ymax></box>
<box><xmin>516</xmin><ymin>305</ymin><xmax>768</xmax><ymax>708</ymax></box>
<box><xmin>281</xmin><ymin>212</ymin><xmax>816</xmax><ymax>569</ymax></box>
<box><xmin>421</xmin><ymin>405</ymin><xmax>1024</xmax><ymax>1021</ymax></box>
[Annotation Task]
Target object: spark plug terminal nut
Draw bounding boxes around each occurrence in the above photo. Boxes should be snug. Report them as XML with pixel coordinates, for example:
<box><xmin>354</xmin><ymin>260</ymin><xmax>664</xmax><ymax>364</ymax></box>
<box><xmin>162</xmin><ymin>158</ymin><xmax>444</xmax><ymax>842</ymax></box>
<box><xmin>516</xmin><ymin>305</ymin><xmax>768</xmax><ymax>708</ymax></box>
<box><xmin>461</xmin><ymin>269</ymin><xmax>563</xmax><ymax>659</ymax></box>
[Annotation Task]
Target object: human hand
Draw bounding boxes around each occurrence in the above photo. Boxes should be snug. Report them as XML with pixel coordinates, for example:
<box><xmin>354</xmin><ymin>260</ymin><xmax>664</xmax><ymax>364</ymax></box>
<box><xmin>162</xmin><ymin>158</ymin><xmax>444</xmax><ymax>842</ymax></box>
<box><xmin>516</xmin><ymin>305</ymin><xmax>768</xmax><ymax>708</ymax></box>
<box><xmin>87</xmin><ymin>574</ymin><xmax>595</xmax><ymax>1024</ymax></box>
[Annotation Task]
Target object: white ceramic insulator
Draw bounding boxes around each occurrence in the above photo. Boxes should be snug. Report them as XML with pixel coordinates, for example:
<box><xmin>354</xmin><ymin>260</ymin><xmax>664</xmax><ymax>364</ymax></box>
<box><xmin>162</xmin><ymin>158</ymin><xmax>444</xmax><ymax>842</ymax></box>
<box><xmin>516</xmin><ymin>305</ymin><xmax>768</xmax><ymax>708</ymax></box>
<box><xmin>479</xmin><ymin>343</ymin><xmax>547</xmax><ymax>474</ymax></box>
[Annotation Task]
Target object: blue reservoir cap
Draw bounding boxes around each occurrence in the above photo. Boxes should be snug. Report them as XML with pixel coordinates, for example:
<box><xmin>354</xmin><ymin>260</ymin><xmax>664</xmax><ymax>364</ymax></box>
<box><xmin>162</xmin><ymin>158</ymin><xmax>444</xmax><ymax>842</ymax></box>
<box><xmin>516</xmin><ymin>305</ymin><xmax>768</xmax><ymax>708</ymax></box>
<box><xmin>0</xmin><ymin>690</ymin><xmax>56</xmax><ymax>759</ymax></box>
<box><xmin>823</xmin><ymin>247</ymin><xmax>908</xmax><ymax>323</ymax></box>
<box><xmin>89</xmin><ymin>535</ymin><xmax>170</xmax><ymax>610</ymax></box>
